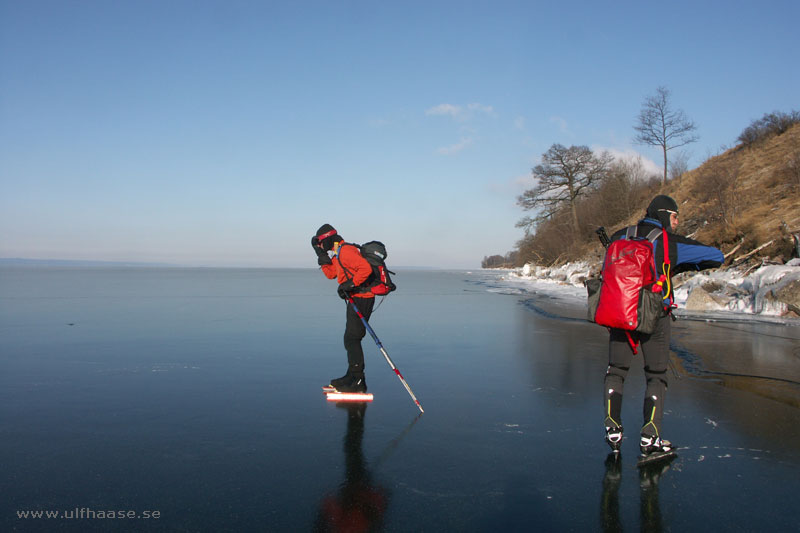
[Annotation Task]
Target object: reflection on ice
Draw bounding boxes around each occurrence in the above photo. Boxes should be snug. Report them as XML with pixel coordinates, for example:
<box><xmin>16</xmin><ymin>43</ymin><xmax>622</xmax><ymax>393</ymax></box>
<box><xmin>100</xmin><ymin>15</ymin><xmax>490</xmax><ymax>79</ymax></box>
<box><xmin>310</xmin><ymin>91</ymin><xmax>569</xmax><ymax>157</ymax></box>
<box><xmin>315</xmin><ymin>403</ymin><xmax>389</xmax><ymax>532</ymax></box>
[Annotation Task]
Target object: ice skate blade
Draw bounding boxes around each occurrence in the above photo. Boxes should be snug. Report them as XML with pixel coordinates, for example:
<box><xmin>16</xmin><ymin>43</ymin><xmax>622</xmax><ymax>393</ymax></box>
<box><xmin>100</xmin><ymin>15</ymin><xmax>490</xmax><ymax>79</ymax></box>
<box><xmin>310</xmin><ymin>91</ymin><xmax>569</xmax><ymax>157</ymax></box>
<box><xmin>637</xmin><ymin>450</ymin><xmax>677</xmax><ymax>467</ymax></box>
<box><xmin>322</xmin><ymin>385</ymin><xmax>336</xmax><ymax>392</ymax></box>
<box><xmin>326</xmin><ymin>392</ymin><xmax>373</xmax><ymax>402</ymax></box>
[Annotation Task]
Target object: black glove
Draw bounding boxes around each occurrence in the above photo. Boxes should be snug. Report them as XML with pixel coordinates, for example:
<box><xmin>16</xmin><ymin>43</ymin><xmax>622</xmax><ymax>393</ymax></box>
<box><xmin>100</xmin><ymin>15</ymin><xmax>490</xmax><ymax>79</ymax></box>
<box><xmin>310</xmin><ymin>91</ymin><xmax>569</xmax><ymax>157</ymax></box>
<box><xmin>312</xmin><ymin>236</ymin><xmax>332</xmax><ymax>265</ymax></box>
<box><xmin>337</xmin><ymin>280</ymin><xmax>355</xmax><ymax>300</ymax></box>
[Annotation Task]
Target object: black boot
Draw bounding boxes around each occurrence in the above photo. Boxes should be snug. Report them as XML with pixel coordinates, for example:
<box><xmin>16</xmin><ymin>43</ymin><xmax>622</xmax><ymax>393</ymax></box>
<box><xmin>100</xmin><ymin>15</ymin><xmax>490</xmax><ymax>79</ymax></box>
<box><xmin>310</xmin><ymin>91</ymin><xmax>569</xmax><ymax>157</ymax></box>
<box><xmin>329</xmin><ymin>373</ymin><xmax>351</xmax><ymax>389</ymax></box>
<box><xmin>337</xmin><ymin>374</ymin><xmax>367</xmax><ymax>393</ymax></box>
<box><xmin>640</xmin><ymin>435</ymin><xmax>674</xmax><ymax>456</ymax></box>
<box><xmin>605</xmin><ymin>425</ymin><xmax>623</xmax><ymax>452</ymax></box>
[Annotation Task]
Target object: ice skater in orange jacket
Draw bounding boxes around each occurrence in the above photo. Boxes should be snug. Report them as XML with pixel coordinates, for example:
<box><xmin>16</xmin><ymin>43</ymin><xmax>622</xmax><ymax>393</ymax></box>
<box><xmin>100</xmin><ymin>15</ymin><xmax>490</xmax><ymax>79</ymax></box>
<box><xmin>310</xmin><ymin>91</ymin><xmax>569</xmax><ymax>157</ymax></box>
<box><xmin>312</xmin><ymin>224</ymin><xmax>374</xmax><ymax>393</ymax></box>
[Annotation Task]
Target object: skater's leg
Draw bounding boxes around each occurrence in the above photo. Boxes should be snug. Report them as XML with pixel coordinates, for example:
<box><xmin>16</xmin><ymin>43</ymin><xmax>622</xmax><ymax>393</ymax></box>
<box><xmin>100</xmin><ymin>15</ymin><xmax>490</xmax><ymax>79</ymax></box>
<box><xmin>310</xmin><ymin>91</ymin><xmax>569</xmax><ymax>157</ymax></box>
<box><xmin>343</xmin><ymin>296</ymin><xmax>375</xmax><ymax>378</ymax></box>
<box><xmin>604</xmin><ymin>329</ymin><xmax>634</xmax><ymax>429</ymax></box>
<box><xmin>640</xmin><ymin>317</ymin><xmax>670</xmax><ymax>439</ymax></box>
<box><xmin>604</xmin><ymin>329</ymin><xmax>634</xmax><ymax>450</ymax></box>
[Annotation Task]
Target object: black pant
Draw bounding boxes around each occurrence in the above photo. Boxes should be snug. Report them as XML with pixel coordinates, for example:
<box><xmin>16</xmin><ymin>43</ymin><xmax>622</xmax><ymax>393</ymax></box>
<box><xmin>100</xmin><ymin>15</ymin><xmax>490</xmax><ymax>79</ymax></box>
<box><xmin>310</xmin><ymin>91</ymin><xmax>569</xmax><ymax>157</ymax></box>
<box><xmin>343</xmin><ymin>296</ymin><xmax>374</xmax><ymax>377</ymax></box>
<box><xmin>603</xmin><ymin>316</ymin><xmax>671</xmax><ymax>438</ymax></box>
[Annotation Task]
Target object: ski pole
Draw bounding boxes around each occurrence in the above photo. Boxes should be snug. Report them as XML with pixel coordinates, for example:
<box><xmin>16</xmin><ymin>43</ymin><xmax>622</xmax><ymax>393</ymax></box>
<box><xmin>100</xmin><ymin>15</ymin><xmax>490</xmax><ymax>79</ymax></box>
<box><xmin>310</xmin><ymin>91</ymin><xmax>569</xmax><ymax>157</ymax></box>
<box><xmin>347</xmin><ymin>296</ymin><xmax>424</xmax><ymax>414</ymax></box>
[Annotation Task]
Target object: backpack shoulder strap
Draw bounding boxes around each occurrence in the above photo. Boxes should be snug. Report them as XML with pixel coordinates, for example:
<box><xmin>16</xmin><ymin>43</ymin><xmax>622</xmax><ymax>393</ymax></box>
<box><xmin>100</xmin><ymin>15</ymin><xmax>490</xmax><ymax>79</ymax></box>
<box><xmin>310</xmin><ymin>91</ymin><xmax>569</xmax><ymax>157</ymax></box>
<box><xmin>335</xmin><ymin>242</ymin><xmax>361</xmax><ymax>283</ymax></box>
<box><xmin>645</xmin><ymin>228</ymin><xmax>662</xmax><ymax>243</ymax></box>
<box><xmin>646</xmin><ymin>227</ymin><xmax>674</xmax><ymax>310</ymax></box>
<box><xmin>643</xmin><ymin>228</ymin><xmax>669</xmax><ymax>265</ymax></box>
<box><xmin>624</xmin><ymin>226</ymin><xmax>638</xmax><ymax>239</ymax></box>
<box><xmin>338</xmin><ymin>242</ymin><xmax>365</xmax><ymax>260</ymax></box>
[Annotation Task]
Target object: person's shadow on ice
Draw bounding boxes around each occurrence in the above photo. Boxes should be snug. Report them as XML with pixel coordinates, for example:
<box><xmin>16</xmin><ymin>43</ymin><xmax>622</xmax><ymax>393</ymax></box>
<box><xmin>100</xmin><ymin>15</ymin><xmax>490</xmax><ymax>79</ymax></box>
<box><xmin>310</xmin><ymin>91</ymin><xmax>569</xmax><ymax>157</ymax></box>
<box><xmin>314</xmin><ymin>403</ymin><xmax>388</xmax><ymax>532</ymax></box>
<box><xmin>600</xmin><ymin>452</ymin><xmax>674</xmax><ymax>533</ymax></box>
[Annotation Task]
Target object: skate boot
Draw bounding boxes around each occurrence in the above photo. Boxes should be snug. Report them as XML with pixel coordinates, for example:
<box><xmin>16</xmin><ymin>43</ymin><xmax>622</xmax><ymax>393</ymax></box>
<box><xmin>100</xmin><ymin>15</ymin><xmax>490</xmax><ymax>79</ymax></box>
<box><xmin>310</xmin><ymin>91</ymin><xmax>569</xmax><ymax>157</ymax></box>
<box><xmin>605</xmin><ymin>425</ymin><xmax>623</xmax><ymax>452</ymax></box>
<box><xmin>640</xmin><ymin>435</ymin><xmax>673</xmax><ymax>455</ymax></box>
<box><xmin>638</xmin><ymin>434</ymin><xmax>676</xmax><ymax>467</ymax></box>
<box><xmin>329</xmin><ymin>373</ymin><xmax>351</xmax><ymax>390</ymax></box>
<box><xmin>336</xmin><ymin>374</ymin><xmax>367</xmax><ymax>393</ymax></box>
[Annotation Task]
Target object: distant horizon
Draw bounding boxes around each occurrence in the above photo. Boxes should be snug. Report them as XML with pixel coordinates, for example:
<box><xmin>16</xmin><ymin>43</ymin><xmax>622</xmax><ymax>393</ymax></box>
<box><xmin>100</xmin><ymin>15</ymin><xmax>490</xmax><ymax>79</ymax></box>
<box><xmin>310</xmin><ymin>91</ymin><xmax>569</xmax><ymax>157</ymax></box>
<box><xmin>0</xmin><ymin>257</ymin><xmax>454</xmax><ymax>271</ymax></box>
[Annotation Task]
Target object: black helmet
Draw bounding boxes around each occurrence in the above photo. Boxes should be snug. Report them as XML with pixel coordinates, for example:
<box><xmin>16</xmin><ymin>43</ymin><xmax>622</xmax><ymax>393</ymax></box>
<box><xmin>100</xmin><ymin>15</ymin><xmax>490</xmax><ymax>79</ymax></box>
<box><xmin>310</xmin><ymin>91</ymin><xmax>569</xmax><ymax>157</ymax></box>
<box><xmin>315</xmin><ymin>224</ymin><xmax>342</xmax><ymax>252</ymax></box>
<box><xmin>646</xmin><ymin>195</ymin><xmax>678</xmax><ymax>229</ymax></box>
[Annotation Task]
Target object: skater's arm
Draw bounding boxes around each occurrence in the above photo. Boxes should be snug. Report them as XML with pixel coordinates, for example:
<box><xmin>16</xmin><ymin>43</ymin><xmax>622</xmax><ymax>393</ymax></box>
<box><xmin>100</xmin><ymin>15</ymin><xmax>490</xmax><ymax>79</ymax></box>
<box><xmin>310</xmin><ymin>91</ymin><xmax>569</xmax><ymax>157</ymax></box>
<box><xmin>670</xmin><ymin>234</ymin><xmax>724</xmax><ymax>273</ymax></box>
<box><xmin>339</xmin><ymin>245</ymin><xmax>372</xmax><ymax>287</ymax></box>
<box><xmin>321</xmin><ymin>263</ymin><xmax>337</xmax><ymax>279</ymax></box>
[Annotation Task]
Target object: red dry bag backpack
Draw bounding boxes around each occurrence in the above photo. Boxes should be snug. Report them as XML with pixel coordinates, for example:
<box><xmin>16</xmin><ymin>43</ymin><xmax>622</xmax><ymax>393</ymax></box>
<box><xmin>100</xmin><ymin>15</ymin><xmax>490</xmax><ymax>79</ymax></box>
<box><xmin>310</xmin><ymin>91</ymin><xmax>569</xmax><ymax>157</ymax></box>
<box><xmin>588</xmin><ymin>226</ymin><xmax>669</xmax><ymax>352</ymax></box>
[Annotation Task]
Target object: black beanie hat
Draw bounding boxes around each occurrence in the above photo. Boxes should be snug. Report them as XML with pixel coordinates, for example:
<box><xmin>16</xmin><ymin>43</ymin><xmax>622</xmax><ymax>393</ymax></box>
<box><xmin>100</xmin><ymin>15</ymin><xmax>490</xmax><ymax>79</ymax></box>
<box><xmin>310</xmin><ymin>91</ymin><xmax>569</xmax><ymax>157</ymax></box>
<box><xmin>646</xmin><ymin>195</ymin><xmax>679</xmax><ymax>229</ymax></box>
<box><xmin>315</xmin><ymin>224</ymin><xmax>342</xmax><ymax>252</ymax></box>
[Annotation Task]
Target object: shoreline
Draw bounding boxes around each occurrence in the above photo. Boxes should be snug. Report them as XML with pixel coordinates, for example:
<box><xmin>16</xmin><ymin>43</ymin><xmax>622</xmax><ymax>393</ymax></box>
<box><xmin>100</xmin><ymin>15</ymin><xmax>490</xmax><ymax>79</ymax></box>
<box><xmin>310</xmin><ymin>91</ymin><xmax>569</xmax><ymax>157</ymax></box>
<box><xmin>484</xmin><ymin>259</ymin><xmax>800</xmax><ymax>324</ymax></box>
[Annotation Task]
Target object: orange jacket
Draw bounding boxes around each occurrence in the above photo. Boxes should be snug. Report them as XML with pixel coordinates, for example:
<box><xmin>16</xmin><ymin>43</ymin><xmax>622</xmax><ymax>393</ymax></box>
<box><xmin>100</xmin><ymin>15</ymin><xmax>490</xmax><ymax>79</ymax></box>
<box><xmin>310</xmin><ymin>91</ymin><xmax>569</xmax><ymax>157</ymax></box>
<box><xmin>321</xmin><ymin>243</ymin><xmax>375</xmax><ymax>299</ymax></box>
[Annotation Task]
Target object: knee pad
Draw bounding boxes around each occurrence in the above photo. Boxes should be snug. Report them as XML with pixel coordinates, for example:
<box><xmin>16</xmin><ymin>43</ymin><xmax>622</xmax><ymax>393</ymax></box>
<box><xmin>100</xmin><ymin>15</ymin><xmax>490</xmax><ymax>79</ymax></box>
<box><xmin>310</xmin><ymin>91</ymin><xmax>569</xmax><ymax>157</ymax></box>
<box><xmin>605</xmin><ymin>363</ymin><xmax>629</xmax><ymax>380</ymax></box>
<box><xmin>645</xmin><ymin>368</ymin><xmax>668</xmax><ymax>389</ymax></box>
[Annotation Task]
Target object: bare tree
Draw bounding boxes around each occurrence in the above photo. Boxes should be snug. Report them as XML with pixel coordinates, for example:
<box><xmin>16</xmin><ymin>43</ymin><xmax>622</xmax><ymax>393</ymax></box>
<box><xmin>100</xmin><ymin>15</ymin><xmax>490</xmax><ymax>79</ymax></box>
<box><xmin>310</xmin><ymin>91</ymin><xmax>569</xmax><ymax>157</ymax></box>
<box><xmin>634</xmin><ymin>86</ymin><xmax>698</xmax><ymax>186</ymax></box>
<box><xmin>668</xmin><ymin>149</ymin><xmax>692</xmax><ymax>184</ymax></box>
<box><xmin>517</xmin><ymin>144</ymin><xmax>613</xmax><ymax>234</ymax></box>
<box><xmin>600</xmin><ymin>156</ymin><xmax>655</xmax><ymax>222</ymax></box>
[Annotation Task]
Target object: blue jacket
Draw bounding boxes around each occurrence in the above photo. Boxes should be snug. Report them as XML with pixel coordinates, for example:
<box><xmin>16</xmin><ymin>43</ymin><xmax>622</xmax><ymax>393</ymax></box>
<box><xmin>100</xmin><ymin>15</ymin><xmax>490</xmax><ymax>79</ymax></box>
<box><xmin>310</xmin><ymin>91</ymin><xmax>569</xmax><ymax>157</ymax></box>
<box><xmin>610</xmin><ymin>217</ymin><xmax>724</xmax><ymax>300</ymax></box>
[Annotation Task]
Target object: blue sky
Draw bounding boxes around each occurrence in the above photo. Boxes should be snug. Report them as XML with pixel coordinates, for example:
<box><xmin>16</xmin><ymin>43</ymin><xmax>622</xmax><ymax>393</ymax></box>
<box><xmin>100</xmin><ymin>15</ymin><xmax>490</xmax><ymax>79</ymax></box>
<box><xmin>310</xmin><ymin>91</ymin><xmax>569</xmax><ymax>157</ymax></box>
<box><xmin>1</xmin><ymin>1</ymin><xmax>798</xmax><ymax>268</ymax></box>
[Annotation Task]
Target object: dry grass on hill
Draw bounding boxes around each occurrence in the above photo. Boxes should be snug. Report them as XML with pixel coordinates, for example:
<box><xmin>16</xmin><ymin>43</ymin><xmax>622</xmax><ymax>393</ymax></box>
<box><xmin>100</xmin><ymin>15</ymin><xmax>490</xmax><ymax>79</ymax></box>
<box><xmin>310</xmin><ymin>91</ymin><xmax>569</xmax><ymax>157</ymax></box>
<box><xmin>617</xmin><ymin>123</ymin><xmax>800</xmax><ymax>266</ymax></box>
<box><xmin>512</xmin><ymin>122</ymin><xmax>800</xmax><ymax>270</ymax></box>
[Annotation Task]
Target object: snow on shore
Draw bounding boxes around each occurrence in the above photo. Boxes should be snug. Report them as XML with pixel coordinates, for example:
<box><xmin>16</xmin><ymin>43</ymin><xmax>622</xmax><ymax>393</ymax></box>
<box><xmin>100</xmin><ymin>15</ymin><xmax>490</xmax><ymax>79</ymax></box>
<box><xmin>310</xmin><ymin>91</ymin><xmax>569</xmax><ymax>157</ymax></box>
<box><xmin>491</xmin><ymin>259</ymin><xmax>800</xmax><ymax>322</ymax></box>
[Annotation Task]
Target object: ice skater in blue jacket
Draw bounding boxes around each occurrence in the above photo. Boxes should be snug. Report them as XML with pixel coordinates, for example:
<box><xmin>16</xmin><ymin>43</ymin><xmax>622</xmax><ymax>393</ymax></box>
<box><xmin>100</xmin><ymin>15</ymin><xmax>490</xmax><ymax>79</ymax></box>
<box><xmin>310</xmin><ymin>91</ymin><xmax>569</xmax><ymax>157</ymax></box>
<box><xmin>604</xmin><ymin>195</ymin><xmax>724</xmax><ymax>458</ymax></box>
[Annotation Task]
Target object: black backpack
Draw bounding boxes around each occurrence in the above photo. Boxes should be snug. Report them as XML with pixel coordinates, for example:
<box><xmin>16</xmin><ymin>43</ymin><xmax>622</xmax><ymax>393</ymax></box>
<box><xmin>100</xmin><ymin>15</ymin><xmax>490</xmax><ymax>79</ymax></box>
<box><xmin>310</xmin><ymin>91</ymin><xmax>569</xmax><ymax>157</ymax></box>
<box><xmin>344</xmin><ymin>241</ymin><xmax>397</xmax><ymax>296</ymax></box>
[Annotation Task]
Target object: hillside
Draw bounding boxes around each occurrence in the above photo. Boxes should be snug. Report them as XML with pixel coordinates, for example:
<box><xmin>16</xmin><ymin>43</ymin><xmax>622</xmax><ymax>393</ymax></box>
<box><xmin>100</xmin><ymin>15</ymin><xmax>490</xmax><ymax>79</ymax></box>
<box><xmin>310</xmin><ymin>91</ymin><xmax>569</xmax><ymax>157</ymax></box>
<box><xmin>667</xmin><ymin>122</ymin><xmax>800</xmax><ymax>263</ymax></box>
<box><xmin>570</xmin><ymin>122</ymin><xmax>800</xmax><ymax>271</ymax></box>
<box><xmin>504</xmin><ymin>122</ymin><xmax>800</xmax><ymax>318</ymax></box>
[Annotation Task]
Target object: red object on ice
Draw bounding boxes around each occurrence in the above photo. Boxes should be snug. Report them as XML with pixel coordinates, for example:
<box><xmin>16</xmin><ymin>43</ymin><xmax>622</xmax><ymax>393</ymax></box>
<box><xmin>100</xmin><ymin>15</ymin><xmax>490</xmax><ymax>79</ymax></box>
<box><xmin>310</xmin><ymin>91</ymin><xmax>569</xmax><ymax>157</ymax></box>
<box><xmin>595</xmin><ymin>239</ymin><xmax>656</xmax><ymax>331</ymax></box>
<box><xmin>326</xmin><ymin>392</ymin><xmax>374</xmax><ymax>402</ymax></box>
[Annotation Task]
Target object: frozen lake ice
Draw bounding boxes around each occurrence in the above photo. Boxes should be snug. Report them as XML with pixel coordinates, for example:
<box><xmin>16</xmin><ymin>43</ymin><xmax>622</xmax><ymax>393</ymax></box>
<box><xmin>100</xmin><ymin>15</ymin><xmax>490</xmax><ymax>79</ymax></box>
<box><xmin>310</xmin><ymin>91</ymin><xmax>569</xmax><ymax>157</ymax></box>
<box><xmin>1</xmin><ymin>266</ymin><xmax>798</xmax><ymax>531</ymax></box>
